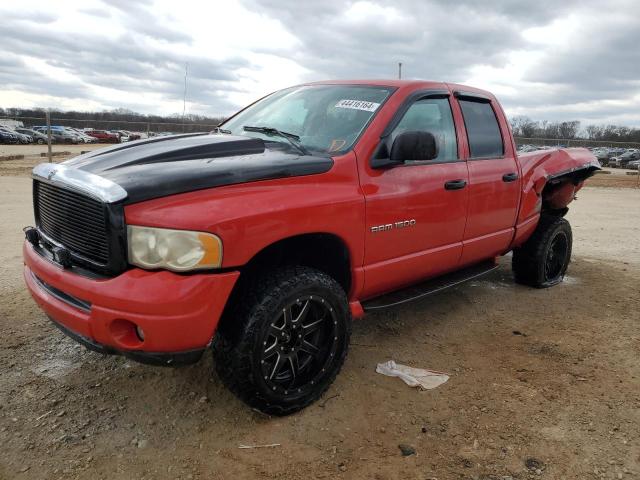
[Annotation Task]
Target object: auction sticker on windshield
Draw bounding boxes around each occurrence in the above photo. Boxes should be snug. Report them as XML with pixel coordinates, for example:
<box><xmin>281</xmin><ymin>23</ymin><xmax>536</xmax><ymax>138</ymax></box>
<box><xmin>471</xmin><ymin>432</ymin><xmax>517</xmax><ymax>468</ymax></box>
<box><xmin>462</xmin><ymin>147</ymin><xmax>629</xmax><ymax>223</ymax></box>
<box><xmin>335</xmin><ymin>99</ymin><xmax>380</xmax><ymax>112</ymax></box>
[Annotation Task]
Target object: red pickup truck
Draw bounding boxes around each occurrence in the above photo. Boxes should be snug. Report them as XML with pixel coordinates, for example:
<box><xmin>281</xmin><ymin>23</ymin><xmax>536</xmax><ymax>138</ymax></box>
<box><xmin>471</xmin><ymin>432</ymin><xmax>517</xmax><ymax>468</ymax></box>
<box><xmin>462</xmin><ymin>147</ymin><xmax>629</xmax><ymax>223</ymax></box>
<box><xmin>23</xmin><ymin>80</ymin><xmax>599</xmax><ymax>415</ymax></box>
<box><xmin>85</xmin><ymin>129</ymin><xmax>120</xmax><ymax>143</ymax></box>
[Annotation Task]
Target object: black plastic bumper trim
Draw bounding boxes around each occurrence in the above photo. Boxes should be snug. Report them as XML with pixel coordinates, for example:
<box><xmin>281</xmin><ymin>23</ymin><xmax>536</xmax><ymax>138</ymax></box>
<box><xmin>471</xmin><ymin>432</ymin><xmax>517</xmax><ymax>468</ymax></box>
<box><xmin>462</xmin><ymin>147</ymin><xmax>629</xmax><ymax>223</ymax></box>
<box><xmin>47</xmin><ymin>315</ymin><xmax>204</xmax><ymax>367</ymax></box>
<box><xmin>31</xmin><ymin>271</ymin><xmax>92</xmax><ymax>312</ymax></box>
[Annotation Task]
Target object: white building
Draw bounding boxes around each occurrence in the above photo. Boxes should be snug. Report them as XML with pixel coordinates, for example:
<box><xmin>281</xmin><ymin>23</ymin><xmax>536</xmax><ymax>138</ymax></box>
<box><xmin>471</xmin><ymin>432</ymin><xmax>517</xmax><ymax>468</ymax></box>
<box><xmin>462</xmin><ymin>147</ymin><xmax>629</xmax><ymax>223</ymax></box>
<box><xmin>0</xmin><ymin>119</ymin><xmax>24</xmax><ymax>128</ymax></box>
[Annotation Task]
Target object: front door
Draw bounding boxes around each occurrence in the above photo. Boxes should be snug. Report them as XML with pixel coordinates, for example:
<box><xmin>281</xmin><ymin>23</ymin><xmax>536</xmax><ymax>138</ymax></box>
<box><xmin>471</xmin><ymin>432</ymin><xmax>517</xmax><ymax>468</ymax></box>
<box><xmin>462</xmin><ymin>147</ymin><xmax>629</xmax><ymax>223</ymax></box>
<box><xmin>359</xmin><ymin>94</ymin><xmax>469</xmax><ymax>298</ymax></box>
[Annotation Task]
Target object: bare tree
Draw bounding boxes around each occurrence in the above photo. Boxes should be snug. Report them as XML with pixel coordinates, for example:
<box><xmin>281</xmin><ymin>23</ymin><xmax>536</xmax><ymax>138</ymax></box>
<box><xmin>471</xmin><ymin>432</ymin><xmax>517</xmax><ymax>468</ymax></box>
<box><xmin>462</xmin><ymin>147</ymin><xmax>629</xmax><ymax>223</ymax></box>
<box><xmin>510</xmin><ymin>115</ymin><xmax>538</xmax><ymax>137</ymax></box>
<box><xmin>559</xmin><ymin>121</ymin><xmax>580</xmax><ymax>139</ymax></box>
<box><xmin>585</xmin><ymin>125</ymin><xmax>602</xmax><ymax>139</ymax></box>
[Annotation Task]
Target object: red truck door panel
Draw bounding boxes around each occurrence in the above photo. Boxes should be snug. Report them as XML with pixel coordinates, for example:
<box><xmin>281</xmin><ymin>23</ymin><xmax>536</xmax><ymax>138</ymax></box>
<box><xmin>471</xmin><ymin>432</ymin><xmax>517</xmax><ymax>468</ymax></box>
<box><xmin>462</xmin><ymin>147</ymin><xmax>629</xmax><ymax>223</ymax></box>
<box><xmin>358</xmin><ymin>94</ymin><xmax>469</xmax><ymax>298</ymax></box>
<box><xmin>453</xmin><ymin>93</ymin><xmax>520</xmax><ymax>265</ymax></box>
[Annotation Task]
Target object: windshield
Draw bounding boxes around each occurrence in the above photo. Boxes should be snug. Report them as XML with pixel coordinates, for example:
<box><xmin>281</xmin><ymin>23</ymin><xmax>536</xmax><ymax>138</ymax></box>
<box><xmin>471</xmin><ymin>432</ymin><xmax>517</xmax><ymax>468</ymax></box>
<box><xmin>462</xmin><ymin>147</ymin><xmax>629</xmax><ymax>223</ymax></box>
<box><xmin>221</xmin><ymin>84</ymin><xmax>394</xmax><ymax>155</ymax></box>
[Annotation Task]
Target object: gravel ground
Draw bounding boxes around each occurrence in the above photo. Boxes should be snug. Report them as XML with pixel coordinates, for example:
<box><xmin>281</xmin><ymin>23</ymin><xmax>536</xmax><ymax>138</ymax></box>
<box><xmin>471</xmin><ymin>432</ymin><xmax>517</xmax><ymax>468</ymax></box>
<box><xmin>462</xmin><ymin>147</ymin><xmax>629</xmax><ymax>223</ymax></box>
<box><xmin>0</xmin><ymin>169</ymin><xmax>639</xmax><ymax>479</ymax></box>
<box><xmin>0</xmin><ymin>143</ymin><xmax>106</xmax><ymax>158</ymax></box>
<box><xmin>0</xmin><ymin>144</ymin><xmax>106</xmax><ymax>177</ymax></box>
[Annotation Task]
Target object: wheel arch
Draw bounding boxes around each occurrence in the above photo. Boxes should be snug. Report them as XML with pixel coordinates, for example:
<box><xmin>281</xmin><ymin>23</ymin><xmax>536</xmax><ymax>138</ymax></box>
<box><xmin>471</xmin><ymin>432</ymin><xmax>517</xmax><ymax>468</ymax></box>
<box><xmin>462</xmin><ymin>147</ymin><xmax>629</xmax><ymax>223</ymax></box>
<box><xmin>239</xmin><ymin>232</ymin><xmax>352</xmax><ymax>293</ymax></box>
<box><xmin>216</xmin><ymin>232</ymin><xmax>353</xmax><ymax>339</ymax></box>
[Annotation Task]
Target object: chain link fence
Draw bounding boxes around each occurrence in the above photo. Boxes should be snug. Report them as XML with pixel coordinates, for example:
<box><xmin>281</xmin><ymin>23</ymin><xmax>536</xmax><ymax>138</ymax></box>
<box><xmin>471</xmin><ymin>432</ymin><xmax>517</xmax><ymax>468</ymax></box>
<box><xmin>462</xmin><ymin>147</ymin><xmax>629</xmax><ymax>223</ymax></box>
<box><xmin>0</xmin><ymin>114</ymin><xmax>222</xmax><ymax>137</ymax></box>
<box><xmin>4</xmin><ymin>114</ymin><xmax>640</xmax><ymax>150</ymax></box>
<box><xmin>514</xmin><ymin>136</ymin><xmax>640</xmax><ymax>149</ymax></box>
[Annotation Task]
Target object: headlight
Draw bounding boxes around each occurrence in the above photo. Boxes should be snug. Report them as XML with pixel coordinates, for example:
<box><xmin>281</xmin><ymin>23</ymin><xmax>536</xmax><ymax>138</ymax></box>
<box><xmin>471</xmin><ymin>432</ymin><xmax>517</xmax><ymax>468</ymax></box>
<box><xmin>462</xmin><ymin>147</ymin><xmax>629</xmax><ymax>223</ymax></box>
<box><xmin>127</xmin><ymin>226</ymin><xmax>222</xmax><ymax>272</ymax></box>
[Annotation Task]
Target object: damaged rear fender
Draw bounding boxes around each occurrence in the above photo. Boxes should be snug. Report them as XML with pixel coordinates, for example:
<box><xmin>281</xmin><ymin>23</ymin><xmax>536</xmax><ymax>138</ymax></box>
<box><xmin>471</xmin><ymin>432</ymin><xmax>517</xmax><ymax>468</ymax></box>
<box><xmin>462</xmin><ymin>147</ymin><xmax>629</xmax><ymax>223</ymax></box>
<box><xmin>517</xmin><ymin>148</ymin><xmax>601</xmax><ymax>222</ymax></box>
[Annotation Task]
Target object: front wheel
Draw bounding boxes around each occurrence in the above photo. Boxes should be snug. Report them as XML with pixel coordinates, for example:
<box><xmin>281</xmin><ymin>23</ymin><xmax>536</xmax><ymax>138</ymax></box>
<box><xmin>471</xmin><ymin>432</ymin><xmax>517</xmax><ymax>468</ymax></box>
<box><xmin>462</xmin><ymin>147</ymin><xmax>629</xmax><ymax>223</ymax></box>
<box><xmin>213</xmin><ymin>266</ymin><xmax>351</xmax><ymax>416</ymax></box>
<box><xmin>512</xmin><ymin>215</ymin><xmax>572</xmax><ymax>288</ymax></box>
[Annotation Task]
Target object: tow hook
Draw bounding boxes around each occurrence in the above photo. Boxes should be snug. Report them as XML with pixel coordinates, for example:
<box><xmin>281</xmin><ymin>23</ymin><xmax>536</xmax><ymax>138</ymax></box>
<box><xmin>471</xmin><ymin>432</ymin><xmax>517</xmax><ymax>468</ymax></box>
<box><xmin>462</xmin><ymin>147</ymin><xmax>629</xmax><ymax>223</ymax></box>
<box><xmin>24</xmin><ymin>226</ymin><xmax>40</xmax><ymax>247</ymax></box>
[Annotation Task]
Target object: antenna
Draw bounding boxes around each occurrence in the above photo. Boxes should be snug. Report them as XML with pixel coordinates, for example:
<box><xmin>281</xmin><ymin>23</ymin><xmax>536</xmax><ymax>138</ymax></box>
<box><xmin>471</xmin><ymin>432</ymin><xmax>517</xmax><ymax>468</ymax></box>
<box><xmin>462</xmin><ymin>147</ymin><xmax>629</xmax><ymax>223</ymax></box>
<box><xmin>398</xmin><ymin>62</ymin><xmax>402</xmax><ymax>79</ymax></box>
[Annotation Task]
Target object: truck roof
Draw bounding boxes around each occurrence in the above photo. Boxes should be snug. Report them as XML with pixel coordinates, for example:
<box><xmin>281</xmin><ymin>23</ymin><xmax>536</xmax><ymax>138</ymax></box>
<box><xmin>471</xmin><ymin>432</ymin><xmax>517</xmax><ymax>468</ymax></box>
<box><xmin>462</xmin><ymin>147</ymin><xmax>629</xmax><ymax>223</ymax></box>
<box><xmin>307</xmin><ymin>79</ymin><xmax>495</xmax><ymax>99</ymax></box>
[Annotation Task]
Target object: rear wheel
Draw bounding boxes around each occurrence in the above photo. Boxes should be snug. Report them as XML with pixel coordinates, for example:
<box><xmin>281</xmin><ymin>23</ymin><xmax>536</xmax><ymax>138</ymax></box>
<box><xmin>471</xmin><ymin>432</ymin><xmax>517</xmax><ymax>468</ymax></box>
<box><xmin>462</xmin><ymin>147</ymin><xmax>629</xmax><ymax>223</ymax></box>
<box><xmin>512</xmin><ymin>215</ymin><xmax>572</xmax><ymax>288</ymax></box>
<box><xmin>212</xmin><ymin>266</ymin><xmax>351</xmax><ymax>415</ymax></box>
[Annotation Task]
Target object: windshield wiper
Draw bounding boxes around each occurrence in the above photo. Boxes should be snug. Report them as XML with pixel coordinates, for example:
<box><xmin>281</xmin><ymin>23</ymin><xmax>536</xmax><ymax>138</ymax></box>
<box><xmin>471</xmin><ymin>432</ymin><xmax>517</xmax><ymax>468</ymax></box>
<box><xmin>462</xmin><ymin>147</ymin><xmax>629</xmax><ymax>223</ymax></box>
<box><xmin>243</xmin><ymin>125</ymin><xmax>309</xmax><ymax>156</ymax></box>
<box><xmin>211</xmin><ymin>126</ymin><xmax>232</xmax><ymax>134</ymax></box>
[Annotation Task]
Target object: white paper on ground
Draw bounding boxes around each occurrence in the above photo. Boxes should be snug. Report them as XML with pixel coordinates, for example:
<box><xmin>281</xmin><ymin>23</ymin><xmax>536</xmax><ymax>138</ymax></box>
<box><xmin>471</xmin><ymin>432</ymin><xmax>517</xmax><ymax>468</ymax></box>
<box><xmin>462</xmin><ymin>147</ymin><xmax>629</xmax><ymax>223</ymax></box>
<box><xmin>375</xmin><ymin>360</ymin><xmax>449</xmax><ymax>390</ymax></box>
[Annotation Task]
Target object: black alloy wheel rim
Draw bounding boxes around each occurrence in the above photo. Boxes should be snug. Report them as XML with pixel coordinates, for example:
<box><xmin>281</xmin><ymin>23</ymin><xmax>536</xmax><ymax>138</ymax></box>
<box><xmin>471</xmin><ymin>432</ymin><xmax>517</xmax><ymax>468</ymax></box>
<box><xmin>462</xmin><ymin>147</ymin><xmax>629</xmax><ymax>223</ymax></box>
<box><xmin>260</xmin><ymin>295</ymin><xmax>338</xmax><ymax>395</ymax></box>
<box><xmin>544</xmin><ymin>231</ymin><xmax>568</xmax><ymax>281</ymax></box>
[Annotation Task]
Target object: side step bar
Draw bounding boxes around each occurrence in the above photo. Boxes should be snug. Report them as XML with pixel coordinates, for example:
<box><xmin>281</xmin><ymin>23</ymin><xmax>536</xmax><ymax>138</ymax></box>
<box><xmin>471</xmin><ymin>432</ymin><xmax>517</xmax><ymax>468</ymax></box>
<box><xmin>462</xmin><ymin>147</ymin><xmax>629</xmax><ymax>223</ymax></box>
<box><xmin>362</xmin><ymin>260</ymin><xmax>498</xmax><ymax>312</ymax></box>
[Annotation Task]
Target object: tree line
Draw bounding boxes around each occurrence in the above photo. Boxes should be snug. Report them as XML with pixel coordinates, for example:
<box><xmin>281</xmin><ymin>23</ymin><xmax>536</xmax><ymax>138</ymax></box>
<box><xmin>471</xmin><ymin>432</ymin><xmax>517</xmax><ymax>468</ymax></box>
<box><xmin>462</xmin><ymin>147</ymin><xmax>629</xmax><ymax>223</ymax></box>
<box><xmin>0</xmin><ymin>107</ymin><xmax>226</xmax><ymax>133</ymax></box>
<box><xmin>509</xmin><ymin>116</ymin><xmax>640</xmax><ymax>142</ymax></box>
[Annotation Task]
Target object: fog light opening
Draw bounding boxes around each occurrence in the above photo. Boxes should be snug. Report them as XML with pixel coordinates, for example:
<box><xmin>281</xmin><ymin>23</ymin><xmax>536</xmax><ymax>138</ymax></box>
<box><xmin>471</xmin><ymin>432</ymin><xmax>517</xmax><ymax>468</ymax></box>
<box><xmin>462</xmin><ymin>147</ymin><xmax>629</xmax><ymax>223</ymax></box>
<box><xmin>135</xmin><ymin>326</ymin><xmax>145</xmax><ymax>342</ymax></box>
<box><xmin>109</xmin><ymin>319</ymin><xmax>144</xmax><ymax>348</ymax></box>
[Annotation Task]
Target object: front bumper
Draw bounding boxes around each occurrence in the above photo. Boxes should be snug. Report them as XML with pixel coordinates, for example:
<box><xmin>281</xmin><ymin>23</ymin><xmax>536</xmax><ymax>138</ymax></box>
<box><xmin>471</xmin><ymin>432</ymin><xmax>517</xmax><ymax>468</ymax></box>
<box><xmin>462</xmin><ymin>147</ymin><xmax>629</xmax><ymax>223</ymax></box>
<box><xmin>23</xmin><ymin>242</ymin><xmax>239</xmax><ymax>365</ymax></box>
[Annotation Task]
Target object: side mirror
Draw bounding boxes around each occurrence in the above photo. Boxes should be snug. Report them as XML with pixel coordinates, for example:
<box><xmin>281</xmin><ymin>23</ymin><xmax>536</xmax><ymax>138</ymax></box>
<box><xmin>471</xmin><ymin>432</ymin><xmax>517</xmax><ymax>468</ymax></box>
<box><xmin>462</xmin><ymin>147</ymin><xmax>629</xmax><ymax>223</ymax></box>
<box><xmin>390</xmin><ymin>131</ymin><xmax>438</xmax><ymax>163</ymax></box>
<box><xmin>370</xmin><ymin>130</ymin><xmax>439</xmax><ymax>169</ymax></box>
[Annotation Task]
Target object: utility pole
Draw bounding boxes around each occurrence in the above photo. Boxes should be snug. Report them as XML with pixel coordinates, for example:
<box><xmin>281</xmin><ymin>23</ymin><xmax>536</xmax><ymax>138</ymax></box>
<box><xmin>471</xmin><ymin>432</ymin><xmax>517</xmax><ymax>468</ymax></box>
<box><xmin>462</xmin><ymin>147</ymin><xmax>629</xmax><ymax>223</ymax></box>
<box><xmin>398</xmin><ymin>62</ymin><xmax>402</xmax><ymax>80</ymax></box>
<box><xmin>182</xmin><ymin>62</ymin><xmax>189</xmax><ymax>131</ymax></box>
<box><xmin>45</xmin><ymin>109</ymin><xmax>52</xmax><ymax>163</ymax></box>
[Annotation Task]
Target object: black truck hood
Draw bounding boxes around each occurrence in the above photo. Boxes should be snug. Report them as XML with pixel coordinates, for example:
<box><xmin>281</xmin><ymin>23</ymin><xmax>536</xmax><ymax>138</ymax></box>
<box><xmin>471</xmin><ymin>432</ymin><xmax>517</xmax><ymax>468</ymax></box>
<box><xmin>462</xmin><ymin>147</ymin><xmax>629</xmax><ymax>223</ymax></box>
<box><xmin>61</xmin><ymin>133</ymin><xmax>333</xmax><ymax>204</ymax></box>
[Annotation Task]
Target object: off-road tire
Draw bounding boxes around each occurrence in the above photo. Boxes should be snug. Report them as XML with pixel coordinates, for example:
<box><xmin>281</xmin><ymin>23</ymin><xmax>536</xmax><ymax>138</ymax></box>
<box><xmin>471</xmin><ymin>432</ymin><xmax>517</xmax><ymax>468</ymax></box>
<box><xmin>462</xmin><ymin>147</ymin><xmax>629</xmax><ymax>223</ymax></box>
<box><xmin>212</xmin><ymin>266</ymin><xmax>351</xmax><ymax>416</ymax></box>
<box><xmin>512</xmin><ymin>215</ymin><xmax>572</xmax><ymax>288</ymax></box>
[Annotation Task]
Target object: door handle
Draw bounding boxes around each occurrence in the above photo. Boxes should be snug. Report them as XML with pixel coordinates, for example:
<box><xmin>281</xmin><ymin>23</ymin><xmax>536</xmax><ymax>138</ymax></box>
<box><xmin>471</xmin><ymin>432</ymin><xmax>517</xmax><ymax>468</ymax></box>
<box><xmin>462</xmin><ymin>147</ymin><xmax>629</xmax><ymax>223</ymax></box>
<box><xmin>502</xmin><ymin>172</ymin><xmax>518</xmax><ymax>182</ymax></box>
<box><xmin>444</xmin><ymin>179</ymin><xmax>467</xmax><ymax>190</ymax></box>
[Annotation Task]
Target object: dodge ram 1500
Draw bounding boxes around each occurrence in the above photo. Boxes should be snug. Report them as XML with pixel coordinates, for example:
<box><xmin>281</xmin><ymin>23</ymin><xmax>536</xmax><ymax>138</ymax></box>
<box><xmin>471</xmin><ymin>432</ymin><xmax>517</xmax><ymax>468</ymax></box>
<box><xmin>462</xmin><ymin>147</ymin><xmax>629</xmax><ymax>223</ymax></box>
<box><xmin>23</xmin><ymin>80</ymin><xmax>600</xmax><ymax>414</ymax></box>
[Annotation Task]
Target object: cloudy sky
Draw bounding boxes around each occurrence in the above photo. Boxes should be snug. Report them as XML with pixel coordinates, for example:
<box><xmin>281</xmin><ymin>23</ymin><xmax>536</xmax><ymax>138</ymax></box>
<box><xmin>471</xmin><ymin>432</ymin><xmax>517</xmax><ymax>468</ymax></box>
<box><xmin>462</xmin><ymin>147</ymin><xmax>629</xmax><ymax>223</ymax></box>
<box><xmin>1</xmin><ymin>0</ymin><xmax>639</xmax><ymax>126</ymax></box>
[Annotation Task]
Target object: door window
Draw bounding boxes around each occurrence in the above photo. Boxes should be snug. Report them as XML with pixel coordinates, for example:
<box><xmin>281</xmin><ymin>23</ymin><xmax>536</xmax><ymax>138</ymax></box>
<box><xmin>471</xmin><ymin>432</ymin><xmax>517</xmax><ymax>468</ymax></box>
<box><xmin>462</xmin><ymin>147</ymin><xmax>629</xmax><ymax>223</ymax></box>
<box><xmin>459</xmin><ymin>100</ymin><xmax>504</xmax><ymax>158</ymax></box>
<box><xmin>390</xmin><ymin>98</ymin><xmax>458</xmax><ymax>162</ymax></box>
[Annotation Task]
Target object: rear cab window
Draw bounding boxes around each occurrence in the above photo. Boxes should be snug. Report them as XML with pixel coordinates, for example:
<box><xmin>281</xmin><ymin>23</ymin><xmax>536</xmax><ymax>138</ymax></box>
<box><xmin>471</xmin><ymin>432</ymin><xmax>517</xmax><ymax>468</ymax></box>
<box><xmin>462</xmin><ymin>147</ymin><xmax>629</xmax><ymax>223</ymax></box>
<box><xmin>458</xmin><ymin>99</ymin><xmax>504</xmax><ymax>158</ymax></box>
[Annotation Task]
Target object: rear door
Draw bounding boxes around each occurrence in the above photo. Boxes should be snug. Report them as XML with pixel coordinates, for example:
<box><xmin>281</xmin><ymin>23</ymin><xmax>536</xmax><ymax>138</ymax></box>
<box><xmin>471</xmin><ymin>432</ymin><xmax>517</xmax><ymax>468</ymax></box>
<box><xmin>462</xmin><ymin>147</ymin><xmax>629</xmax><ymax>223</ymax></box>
<box><xmin>453</xmin><ymin>91</ymin><xmax>521</xmax><ymax>265</ymax></box>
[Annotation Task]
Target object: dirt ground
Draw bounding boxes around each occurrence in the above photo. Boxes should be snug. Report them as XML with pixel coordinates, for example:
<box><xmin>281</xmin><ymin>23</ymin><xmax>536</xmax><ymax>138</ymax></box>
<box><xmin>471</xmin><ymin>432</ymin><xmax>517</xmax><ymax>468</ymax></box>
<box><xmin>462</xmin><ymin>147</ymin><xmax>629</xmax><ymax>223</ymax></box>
<box><xmin>0</xmin><ymin>145</ymin><xmax>104</xmax><ymax>177</ymax></box>
<box><xmin>0</xmin><ymin>162</ymin><xmax>639</xmax><ymax>479</ymax></box>
<box><xmin>588</xmin><ymin>169</ymin><xmax>640</xmax><ymax>189</ymax></box>
<box><xmin>0</xmin><ymin>144</ymin><xmax>105</xmax><ymax>157</ymax></box>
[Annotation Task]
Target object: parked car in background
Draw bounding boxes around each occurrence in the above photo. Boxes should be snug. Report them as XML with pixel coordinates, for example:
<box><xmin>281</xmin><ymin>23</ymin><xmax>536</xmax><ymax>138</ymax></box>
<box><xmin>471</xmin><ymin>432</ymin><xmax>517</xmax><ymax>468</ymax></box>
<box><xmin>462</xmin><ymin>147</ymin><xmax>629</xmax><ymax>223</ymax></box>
<box><xmin>0</xmin><ymin>129</ymin><xmax>19</xmax><ymax>144</ymax></box>
<box><xmin>115</xmin><ymin>130</ymin><xmax>130</xmax><ymax>142</ymax></box>
<box><xmin>118</xmin><ymin>130</ymin><xmax>144</xmax><ymax>142</ymax></box>
<box><xmin>627</xmin><ymin>159</ymin><xmax>640</xmax><ymax>170</ymax></box>
<box><xmin>610</xmin><ymin>150</ymin><xmax>640</xmax><ymax>168</ymax></box>
<box><xmin>107</xmin><ymin>130</ymin><xmax>138</xmax><ymax>142</ymax></box>
<box><xmin>592</xmin><ymin>148</ymin><xmax>611</xmax><ymax>166</ymax></box>
<box><xmin>0</xmin><ymin>127</ymin><xmax>30</xmax><ymax>144</ymax></box>
<box><xmin>17</xmin><ymin>132</ymin><xmax>33</xmax><ymax>144</ymax></box>
<box><xmin>67</xmin><ymin>128</ymin><xmax>98</xmax><ymax>144</ymax></box>
<box><xmin>517</xmin><ymin>144</ymin><xmax>536</xmax><ymax>153</ymax></box>
<box><xmin>14</xmin><ymin>128</ymin><xmax>51</xmax><ymax>145</ymax></box>
<box><xmin>609</xmin><ymin>147</ymin><xmax>626</xmax><ymax>157</ymax></box>
<box><xmin>85</xmin><ymin>129</ymin><xmax>119</xmax><ymax>143</ymax></box>
<box><xmin>1</xmin><ymin>127</ymin><xmax>32</xmax><ymax>144</ymax></box>
<box><xmin>60</xmin><ymin>130</ymin><xmax>81</xmax><ymax>144</ymax></box>
<box><xmin>50</xmin><ymin>132</ymin><xmax>74</xmax><ymax>144</ymax></box>
<box><xmin>33</xmin><ymin>126</ymin><xmax>81</xmax><ymax>144</ymax></box>
<box><xmin>106</xmin><ymin>130</ymin><xmax>123</xmax><ymax>142</ymax></box>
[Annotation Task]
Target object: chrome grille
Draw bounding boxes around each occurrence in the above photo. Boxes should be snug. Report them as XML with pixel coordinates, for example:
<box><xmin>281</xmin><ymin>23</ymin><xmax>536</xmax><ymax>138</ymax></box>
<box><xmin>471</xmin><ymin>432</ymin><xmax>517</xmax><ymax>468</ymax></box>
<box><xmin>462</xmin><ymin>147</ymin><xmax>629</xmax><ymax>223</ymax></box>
<box><xmin>34</xmin><ymin>181</ymin><xmax>110</xmax><ymax>264</ymax></box>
